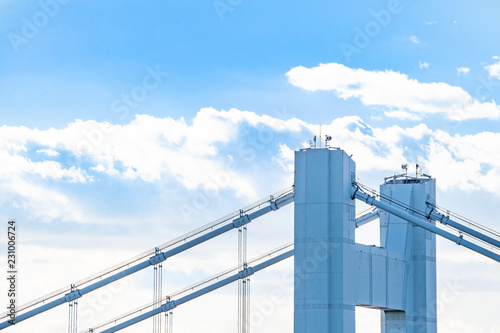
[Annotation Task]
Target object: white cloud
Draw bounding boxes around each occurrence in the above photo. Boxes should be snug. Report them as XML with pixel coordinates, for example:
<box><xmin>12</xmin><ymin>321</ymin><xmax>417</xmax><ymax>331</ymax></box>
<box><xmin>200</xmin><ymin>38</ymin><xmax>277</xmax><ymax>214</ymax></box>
<box><xmin>36</xmin><ymin>148</ymin><xmax>60</xmax><ymax>157</ymax></box>
<box><xmin>286</xmin><ymin>62</ymin><xmax>500</xmax><ymax>120</ymax></box>
<box><xmin>0</xmin><ymin>142</ymin><xmax>89</xmax><ymax>222</ymax></box>
<box><xmin>1</xmin><ymin>177</ymin><xmax>85</xmax><ymax>223</ymax></box>
<box><xmin>485</xmin><ymin>56</ymin><xmax>500</xmax><ymax>79</ymax></box>
<box><xmin>457</xmin><ymin>67</ymin><xmax>470</xmax><ymax>75</ymax></box>
<box><xmin>269</xmin><ymin>113</ymin><xmax>500</xmax><ymax>196</ymax></box>
<box><xmin>419</xmin><ymin>61</ymin><xmax>430</xmax><ymax>69</ymax></box>
<box><xmin>409</xmin><ymin>35</ymin><xmax>420</xmax><ymax>44</ymax></box>
<box><xmin>51</xmin><ymin>109</ymin><xmax>305</xmax><ymax>195</ymax></box>
<box><xmin>0</xmin><ymin>149</ymin><xmax>89</xmax><ymax>183</ymax></box>
<box><xmin>2</xmin><ymin>110</ymin><xmax>500</xmax><ymax>333</ymax></box>
<box><xmin>425</xmin><ymin>20</ymin><xmax>438</xmax><ymax>25</ymax></box>
<box><xmin>274</xmin><ymin>144</ymin><xmax>294</xmax><ymax>173</ymax></box>
<box><xmin>384</xmin><ymin>110</ymin><xmax>422</xmax><ymax>120</ymax></box>
<box><xmin>274</xmin><ymin>116</ymin><xmax>428</xmax><ymax>173</ymax></box>
<box><xmin>3</xmin><ymin>108</ymin><xmax>500</xmax><ymax>225</ymax></box>
<box><xmin>0</xmin><ymin>109</ymin><xmax>309</xmax><ymax>214</ymax></box>
<box><xmin>426</xmin><ymin>131</ymin><xmax>500</xmax><ymax>193</ymax></box>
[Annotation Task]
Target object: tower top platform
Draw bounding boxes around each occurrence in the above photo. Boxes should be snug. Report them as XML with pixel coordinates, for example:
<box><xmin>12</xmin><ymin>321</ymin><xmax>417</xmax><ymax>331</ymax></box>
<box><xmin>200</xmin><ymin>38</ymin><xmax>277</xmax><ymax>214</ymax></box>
<box><xmin>383</xmin><ymin>173</ymin><xmax>433</xmax><ymax>185</ymax></box>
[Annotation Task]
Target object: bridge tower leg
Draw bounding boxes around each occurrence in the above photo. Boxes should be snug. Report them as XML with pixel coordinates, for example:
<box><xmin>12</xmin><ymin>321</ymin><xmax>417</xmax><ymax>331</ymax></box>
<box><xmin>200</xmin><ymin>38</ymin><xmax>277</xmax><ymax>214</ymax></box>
<box><xmin>380</xmin><ymin>176</ymin><xmax>437</xmax><ymax>333</ymax></box>
<box><xmin>294</xmin><ymin>148</ymin><xmax>356</xmax><ymax>333</ymax></box>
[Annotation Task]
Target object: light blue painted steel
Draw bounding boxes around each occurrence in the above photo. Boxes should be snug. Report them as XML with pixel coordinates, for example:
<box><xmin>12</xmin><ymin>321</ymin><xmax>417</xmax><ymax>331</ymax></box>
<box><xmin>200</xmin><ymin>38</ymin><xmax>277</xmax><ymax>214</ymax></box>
<box><xmin>100</xmin><ymin>250</ymin><xmax>294</xmax><ymax>333</ymax></box>
<box><xmin>84</xmin><ymin>243</ymin><xmax>294</xmax><ymax>333</ymax></box>
<box><xmin>6</xmin><ymin>145</ymin><xmax>500</xmax><ymax>333</ymax></box>
<box><xmin>427</xmin><ymin>208</ymin><xmax>500</xmax><ymax>249</ymax></box>
<box><xmin>355</xmin><ymin>208</ymin><xmax>379</xmax><ymax>228</ymax></box>
<box><xmin>0</xmin><ymin>193</ymin><xmax>294</xmax><ymax>329</ymax></box>
<box><xmin>294</xmin><ymin>148</ymin><xmax>356</xmax><ymax>333</ymax></box>
<box><xmin>353</xmin><ymin>188</ymin><xmax>500</xmax><ymax>263</ymax></box>
<box><xmin>379</xmin><ymin>177</ymin><xmax>437</xmax><ymax>333</ymax></box>
<box><xmin>353</xmin><ymin>243</ymin><xmax>406</xmax><ymax>311</ymax></box>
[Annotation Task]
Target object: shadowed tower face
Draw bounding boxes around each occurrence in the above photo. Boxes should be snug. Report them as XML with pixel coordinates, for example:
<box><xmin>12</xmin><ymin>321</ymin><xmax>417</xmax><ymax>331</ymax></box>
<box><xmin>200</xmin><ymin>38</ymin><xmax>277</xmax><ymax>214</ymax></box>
<box><xmin>380</xmin><ymin>175</ymin><xmax>437</xmax><ymax>333</ymax></box>
<box><xmin>294</xmin><ymin>148</ymin><xmax>356</xmax><ymax>332</ymax></box>
<box><xmin>293</xmin><ymin>148</ymin><xmax>437</xmax><ymax>333</ymax></box>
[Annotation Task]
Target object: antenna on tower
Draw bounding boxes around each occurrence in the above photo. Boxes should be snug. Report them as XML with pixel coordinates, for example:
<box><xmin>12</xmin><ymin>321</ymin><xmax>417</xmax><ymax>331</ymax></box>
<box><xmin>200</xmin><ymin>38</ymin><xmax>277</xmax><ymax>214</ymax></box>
<box><xmin>309</xmin><ymin>135</ymin><xmax>317</xmax><ymax>148</ymax></box>
<box><xmin>319</xmin><ymin>125</ymin><xmax>322</xmax><ymax>148</ymax></box>
<box><xmin>325</xmin><ymin>135</ymin><xmax>332</xmax><ymax>148</ymax></box>
<box><xmin>402</xmin><ymin>164</ymin><xmax>408</xmax><ymax>178</ymax></box>
<box><xmin>415</xmin><ymin>156</ymin><xmax>421</xmax><ymax>178</ymax></box>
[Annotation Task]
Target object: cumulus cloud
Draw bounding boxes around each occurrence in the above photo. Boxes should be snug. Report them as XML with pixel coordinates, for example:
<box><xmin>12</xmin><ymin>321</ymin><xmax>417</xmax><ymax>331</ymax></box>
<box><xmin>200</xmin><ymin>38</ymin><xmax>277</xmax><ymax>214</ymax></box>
<box><xmin>274</xmin><ymin>144</ymin><xmax>294</xmax><ymax>173</ymax></box>
<box><xmin>457</xmin><ymin>67</ymin><xmax>470</xmax><ymax>75</ymax></box>
<box><xmin>0</xmin><ymin>149</ymin><xmax>88</xmax><ymax>183</ymax></box>
<box><xmin>0</xmin><ymin>109</ymin><xmax>310</xmax><ymax>222</ymax></box>
<box><xmin>426</xmin><ymin>131</ymin><xmax>500</xmax><ymax>192</ymax></box>
<box><xmin>52</xmin><ymin>109</ymin><xmax>305</xmax><ymax>194</ymax></box>
<box><xmin>3</xmin><ymin>108</ymin><xmax>500</xmax><ymax>225</ymax></box>
<box><xmin>485</xmin><ymin>56</ymin><xmax>500</xmax><ymax>79</ymax></box>
<box><xmin>2</xmin><ymin>178</ymin><xmax>85</xmax><ymax>223</ymax></box>
<box><xmin>0</xmin><ymin>109</ymin><xmax>304</xmax><ymax>188</ymax></box>
<box><xmin>384</xmin><ymin>110</ymin><xmax>422</xmax><ymax>120</ymax></box>
<box><xmin>286</xmin><ymin>62</ymin><xmax>500</xmax><ymax>120</ymax></box>
<box><xmin>270</xmin><ymin>114</ymin><xmax>500</xmax><ymax>196</ymax></box>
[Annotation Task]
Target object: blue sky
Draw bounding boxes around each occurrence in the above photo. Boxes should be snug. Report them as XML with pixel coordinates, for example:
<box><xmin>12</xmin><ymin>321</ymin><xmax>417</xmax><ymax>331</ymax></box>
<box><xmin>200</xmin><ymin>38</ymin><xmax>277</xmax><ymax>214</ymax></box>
<box><xmin>1</xmin><ymin>0</ymin><xmax>500</xmax><ymax>332</ymax></box>
<box><xmin>2</xmin><ymin>0</ymin><xmax>499</xmax><ymax>129</ymax></box>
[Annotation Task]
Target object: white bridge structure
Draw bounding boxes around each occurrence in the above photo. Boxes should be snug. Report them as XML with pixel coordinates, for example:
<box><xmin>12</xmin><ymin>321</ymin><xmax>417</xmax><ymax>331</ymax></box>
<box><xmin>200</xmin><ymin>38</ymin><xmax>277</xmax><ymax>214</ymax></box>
<box><xmin>2</xmin><ymin>146</ymin><xmax>499</xmax><ymax>332</ymax></box>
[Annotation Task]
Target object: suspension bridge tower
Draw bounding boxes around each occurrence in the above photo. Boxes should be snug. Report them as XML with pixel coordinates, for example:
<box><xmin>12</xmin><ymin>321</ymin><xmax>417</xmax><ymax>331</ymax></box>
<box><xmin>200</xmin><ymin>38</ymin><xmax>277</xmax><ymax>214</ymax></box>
<box><xmin>293</xmin><ymin>147</ymin><xmax>437</xmax><ymax>333</ymax></box>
